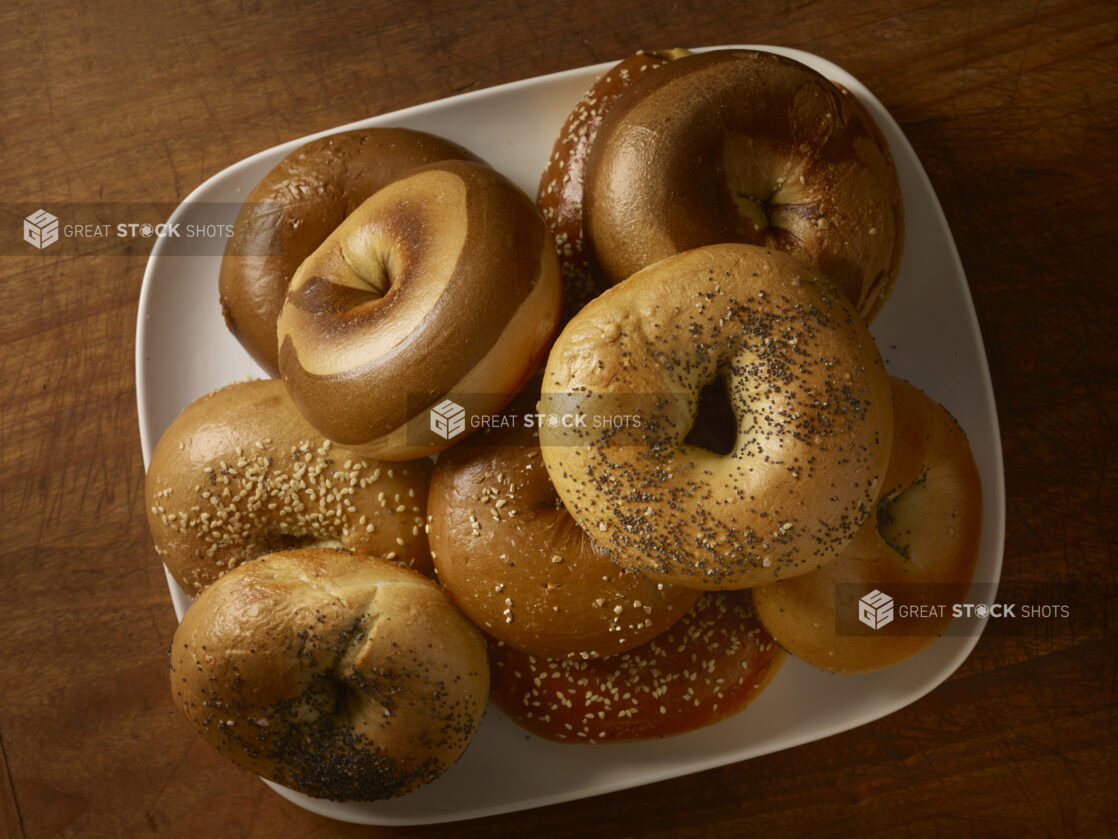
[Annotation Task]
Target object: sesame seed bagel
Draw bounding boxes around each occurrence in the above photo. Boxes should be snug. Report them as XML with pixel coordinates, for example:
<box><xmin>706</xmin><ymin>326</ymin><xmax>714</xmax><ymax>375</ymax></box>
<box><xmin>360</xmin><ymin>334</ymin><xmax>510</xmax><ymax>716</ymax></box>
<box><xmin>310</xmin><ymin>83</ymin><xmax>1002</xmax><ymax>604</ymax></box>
<box><xmin>488</xmin><ymin>590</ymin><xmax>784</xmax><ymax>743</ymax></box>
<box><xmin>584</xmin><ymin>48</ymin><xmax>904</xmax><ymax>322</ymax></box>
<box><xmin>276</xmin><ymin>159</ymin><xmax>561</xmax><ymax>461</ymax></box>
<box><xmin>428</xmin><ymin>420</ymin><xmax>701</xmax><ymax>659</ymax></box>
<box><xmin>538</xmin><ymin>243</ymin><xmax>893</xmax><ymax>590</ymax></box>
<box><xmin>169</xmin><ymin>547</ymin><xmax>489</xmax><ymax>801</ymax></box>
<box><xmin>219</xmin><ymin>127</ymin><xmax>481</xmax><ymax>375</ymax></box>
<box><xmin>145</xmin><ymin>378</ymin><xmax>431</xmax><ymax>597</ymax></box>
<box><xmin>537</xmin><ymin>49</ymin><xmax>689</xmax><ymax>322</ymax></box>
<box><xmin>752</xmin><ymin>376</ymin><xmax>983</xmax><ymax>674</ymax></box>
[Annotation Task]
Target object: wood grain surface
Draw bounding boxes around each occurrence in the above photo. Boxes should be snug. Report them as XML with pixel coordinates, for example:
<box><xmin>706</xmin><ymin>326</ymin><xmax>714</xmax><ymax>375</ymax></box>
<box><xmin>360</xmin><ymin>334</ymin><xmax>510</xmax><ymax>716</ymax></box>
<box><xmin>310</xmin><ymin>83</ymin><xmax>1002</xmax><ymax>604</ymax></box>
<box><xmin>1</xmin><ymin>0</ymin><xmax>1115</xmax><ymax>836</ymax></box>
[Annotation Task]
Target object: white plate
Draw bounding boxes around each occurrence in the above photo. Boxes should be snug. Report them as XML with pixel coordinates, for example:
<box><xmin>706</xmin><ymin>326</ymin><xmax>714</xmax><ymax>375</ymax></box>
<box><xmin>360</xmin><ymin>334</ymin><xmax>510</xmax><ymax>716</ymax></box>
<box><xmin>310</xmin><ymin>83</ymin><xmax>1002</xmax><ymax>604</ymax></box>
<box><xmin>136</xmin><ymin>45</ymin><xmax>1006</xmax><ymax>826</ymax></box>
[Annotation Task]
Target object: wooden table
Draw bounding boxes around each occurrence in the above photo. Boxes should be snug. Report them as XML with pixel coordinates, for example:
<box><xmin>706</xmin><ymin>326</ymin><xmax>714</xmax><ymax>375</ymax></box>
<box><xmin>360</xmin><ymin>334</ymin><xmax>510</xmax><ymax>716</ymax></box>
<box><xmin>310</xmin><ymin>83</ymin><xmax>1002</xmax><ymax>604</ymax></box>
<box><xmin>2</xmin><ymin>0</ymin><xmax>1114</xmax><ymax>836</ymax></box>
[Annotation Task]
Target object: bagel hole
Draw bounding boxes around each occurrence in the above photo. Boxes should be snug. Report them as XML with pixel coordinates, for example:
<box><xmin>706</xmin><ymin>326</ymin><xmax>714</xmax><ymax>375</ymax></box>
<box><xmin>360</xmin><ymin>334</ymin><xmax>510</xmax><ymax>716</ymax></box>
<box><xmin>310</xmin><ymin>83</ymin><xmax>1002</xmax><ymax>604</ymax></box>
<box><xmin>365</xmin><ymin>246</ymin><xmax>401</xmax><ymax>297</ymax></box>
<box><xmin>342</xmin><ymin>232</ymin><xmax>400</xmax><ymax>299</ymax></box>
<box><xmin>257</xmin><ymin>533</ymin><xmax>346</xmax><ymax>556</ymax></box>
<box><xmin>729</xmin><ymin>190</ymin><xmax>772</xmax><ymax>235</ymax></box>
<box><xmin>292</xmin><ymin>674</ymin><xmax>377</xmax><ymax>733</ymax></box>
<box><xmin>290</xmin><ymin>672</ymin><xmax>346</xmax><ymax>725</ymax></box>
<box><xmin>685</xmin><ymin>374</ymin><xmax>737</xmax><ymax>456</ymax></box>
<box><xmin>290</xmin><ymin>616</ymin><xmax>381</xmax><ymax>728</ymax></box>
<box><xmin>226</xmin><ymin>538</ymin><xmax>348</xmax><ymax>583</ymax></box>
<box><xmin>722</xmin><ymin>138</ymin><xmax>784</xmax><ymax>238</ymax></box>
<box><xmin>875</xmin><ymin>469</ymin><xmax>929</xmax><ymax>560</ymax></box>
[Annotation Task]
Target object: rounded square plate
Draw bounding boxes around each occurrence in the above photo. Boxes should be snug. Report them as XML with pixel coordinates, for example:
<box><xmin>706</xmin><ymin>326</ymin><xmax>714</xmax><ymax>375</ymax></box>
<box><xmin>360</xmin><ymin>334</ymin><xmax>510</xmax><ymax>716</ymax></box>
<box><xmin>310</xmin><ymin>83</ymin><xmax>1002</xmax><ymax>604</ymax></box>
<box><xmin>136</xmin><ymin>46</ymin><xmax>1005</xmax><ymax>825</ymax></box>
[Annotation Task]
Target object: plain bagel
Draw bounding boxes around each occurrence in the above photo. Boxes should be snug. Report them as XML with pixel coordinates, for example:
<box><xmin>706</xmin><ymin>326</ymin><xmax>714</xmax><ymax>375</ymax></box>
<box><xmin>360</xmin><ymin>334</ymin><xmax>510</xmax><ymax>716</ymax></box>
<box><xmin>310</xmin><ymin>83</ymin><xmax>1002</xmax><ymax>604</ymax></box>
<box><xmin>169</xmin><ymin>548</ymin><xmax>489</xmax><ymax>801</ymax></box>
<box><xmin>752</xmin><ymin>376</ymin><xmax>983</xmax><ymax>673</ymax></box>
<box><xmin>145</xmin><ymin>378</ymin><xmax>431</xmax><ymax>596</ymax></box>
<box><xmin>219</xmin><ymin>127</ymin><xmax>481</xmax><ymax>375</ymax></box>
<box><xmin>277</xmin><ymin>159</ymin><xmax>562</xmax><ymax>461</ymax></box>
<box><xmin>583</xmin><ymin>48</ymin><xmax>904</xmax><ymax>322</ymax></box>
<box><xmin>538</xmin><ymin>243</ymin><xmax>894</xmax><ymax>589</ymax></box>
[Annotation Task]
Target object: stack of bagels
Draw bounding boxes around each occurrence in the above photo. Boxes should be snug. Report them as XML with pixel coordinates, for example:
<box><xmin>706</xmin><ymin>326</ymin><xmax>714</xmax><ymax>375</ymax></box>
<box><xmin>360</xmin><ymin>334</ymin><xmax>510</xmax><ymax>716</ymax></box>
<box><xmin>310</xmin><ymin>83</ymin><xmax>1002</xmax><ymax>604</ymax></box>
<box><xmin>146</xmin><ymin>47</ymin><xmax>982</xmax><ymax>803</ymax></box>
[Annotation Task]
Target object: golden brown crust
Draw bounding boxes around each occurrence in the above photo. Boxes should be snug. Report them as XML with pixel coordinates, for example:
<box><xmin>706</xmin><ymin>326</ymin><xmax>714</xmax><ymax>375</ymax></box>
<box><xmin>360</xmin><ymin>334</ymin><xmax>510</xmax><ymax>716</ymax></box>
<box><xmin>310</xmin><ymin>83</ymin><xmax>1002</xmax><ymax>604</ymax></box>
<box><xmin>488</xmin><ymin>590</ymin><xmax>784</xmax><ymax>743</ymax></box>
<box><xmin>539</xmin><ymin>243</ymin><xmax>893</xmax><ymax>589</ymax></box>
<box><xmin>276</xmin><ymin>159</ymin><xmax>561</xmax><ymax>461</ymax></box>
<box><xmin>584</xmin><ymin>49</ymin><xmax>904</xmax><ymax>321</ymax></box>
<box><xmin>145</xmin><ymin>379</ymin><xmax>432</xmax><ymax>596</ymax></box>
<box><xmin>752</xmin><ymin>377</ymin><xmax>983</xmax><ymax>674</ymax></box>
<box><xmin>537</xmin><ymin>50</ymin><xmax>686</xmax><ymax>322</ymax></box>
<box><xmin>168</xmin><ymin>548</ymin><xmax>489</xmax><ymax>801</ymax></box>
<box><xmin>219</xmin><ymin>128</ymin><xmax>482</xmax><ymax>375</ymax></box>
<box><xmin>428</xmin><ymin>421</ymin><xmax>701</xmax><ymax>659</ymax></box>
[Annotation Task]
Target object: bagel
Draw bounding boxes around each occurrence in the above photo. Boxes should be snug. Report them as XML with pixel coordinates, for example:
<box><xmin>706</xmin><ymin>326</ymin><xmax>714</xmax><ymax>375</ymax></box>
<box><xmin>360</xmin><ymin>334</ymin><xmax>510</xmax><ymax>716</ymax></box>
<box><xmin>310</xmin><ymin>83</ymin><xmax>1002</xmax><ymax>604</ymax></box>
<box><xmin>145</xmin><ymin>378</ymin><xmax>431</xmax><ymax>596</ymax></box>
<box><xmin>538</xmin><ymin>243</ymin><xmax>893</xmax><ymax>589</ymax></box>
<box><xmin>219</xmin><ymin>127</ymin><xmax>481</xmax><ymax>375</ymax></box>
<box><xmin>583</xmin><ymin>48</ymin><xmax>904</xmax><ymax>322</ymax></box>
<box><xmin>168</xmin><ymin>548</ymin><xmax>489</xmax><ymax>800</ymax></box>
<box><xmin>276</xmin><ymin>158</ymin><xmax>562</xmax><ymax>461</ymax></box>
<box><xmin>537</xmin><ymin>48</ymin><xmax>689</xmax><ymax>321</ymax></box>
<box><xmin>428</xmin><ymin>420</ymin><xmax>701</xmax><ymax>659</ymax></box>
<box><xmin>752</xmin><ymin>377</ymin><xmax>983</xmax><ymax>673</ymax></box>
<box><xmin>488</xmin><ymin>590</ymin><xmax>783</xmax><ymax>743</ymax></box>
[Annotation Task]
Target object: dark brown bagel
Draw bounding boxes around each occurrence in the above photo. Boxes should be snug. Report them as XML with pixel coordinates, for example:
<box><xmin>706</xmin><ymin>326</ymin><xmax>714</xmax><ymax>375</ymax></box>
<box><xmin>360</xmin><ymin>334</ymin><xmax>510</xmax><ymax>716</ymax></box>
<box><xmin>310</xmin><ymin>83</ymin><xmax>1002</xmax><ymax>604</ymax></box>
<box><xmin>583</xmin><ymin>49</ymin><xmax>904</xmax><ymax>321</ymax></box>
<box><xmin>219</xmin><ymin>128</ymin><xmax>481</xmax><ymax>375</ymax></box>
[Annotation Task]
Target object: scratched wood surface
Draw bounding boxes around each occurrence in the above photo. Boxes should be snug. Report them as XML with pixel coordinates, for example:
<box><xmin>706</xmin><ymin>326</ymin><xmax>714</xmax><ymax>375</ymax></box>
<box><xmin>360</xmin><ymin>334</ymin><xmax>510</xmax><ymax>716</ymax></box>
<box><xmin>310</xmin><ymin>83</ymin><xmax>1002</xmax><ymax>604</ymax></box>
<box><xmin>1</xmin><ymin>0</ymin><xmax>1115</xmax><ymax>836</ymax></box>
